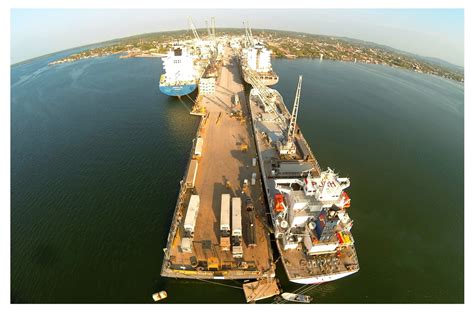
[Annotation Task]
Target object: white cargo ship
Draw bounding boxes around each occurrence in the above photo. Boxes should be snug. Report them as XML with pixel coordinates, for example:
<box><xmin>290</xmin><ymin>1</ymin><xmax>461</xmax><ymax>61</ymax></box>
<box><xmin>159</xmin><ymin>44</ymin><xmax>198</xmax><ymax>97</ymax></box>
<box><xmin>246</xmin><ymin>74</ymin><xmax>359</xmax><ymax>284</ymax></box>
<box><xmin>241</xmin><ymin>41</ymin><xmax>279</xmax><ymax>86</ymax></box>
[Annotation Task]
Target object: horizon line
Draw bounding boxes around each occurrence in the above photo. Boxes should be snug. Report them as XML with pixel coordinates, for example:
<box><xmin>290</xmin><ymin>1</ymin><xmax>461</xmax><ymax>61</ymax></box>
<box><xmin>11</xmin><ymin>27</ymin><xmax>465</xmax><ymax>68</ymax></box>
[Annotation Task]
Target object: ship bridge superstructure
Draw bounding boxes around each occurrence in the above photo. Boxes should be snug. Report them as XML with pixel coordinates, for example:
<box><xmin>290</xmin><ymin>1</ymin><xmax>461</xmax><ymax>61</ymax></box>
<box><xmin>161</xmin><ymin>44</ymin><xmax>197</xmax><ymax>86</ymax></box>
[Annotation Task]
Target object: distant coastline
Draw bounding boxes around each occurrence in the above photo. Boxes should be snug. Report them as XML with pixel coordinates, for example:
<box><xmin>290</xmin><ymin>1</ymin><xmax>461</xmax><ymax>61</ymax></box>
<box><xmin>28</xmin><ymin>28</ymin><xmax>463</xmax><ymax>83</ymax></box>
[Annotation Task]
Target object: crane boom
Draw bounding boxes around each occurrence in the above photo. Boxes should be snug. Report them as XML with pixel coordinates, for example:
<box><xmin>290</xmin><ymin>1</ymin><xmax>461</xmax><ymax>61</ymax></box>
<box><xmin>211</xmin><ymin>17</ymin><xmax>216</xmax><ymax>39</ymax></box>
<box><xmin>188</xmin><ymin>16</ymin><xmax>201</xmax><ymax>41</ymax></box>
<box><xmin>205</xmin><ymin>20</ymin><xmax>211</xmax><ymax>38</ymax></box>
<box><xmin>287</xmin><ymin>75</ymin><xmax>303</xmax><ymax>142</ymax></box>
<box><xmin>247</xmin><ymin>21</ymin><xmax>254</xmax><ymax>44</ymax></box>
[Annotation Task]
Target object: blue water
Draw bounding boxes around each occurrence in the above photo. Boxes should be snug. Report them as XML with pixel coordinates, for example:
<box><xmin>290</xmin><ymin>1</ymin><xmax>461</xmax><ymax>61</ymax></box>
<box><xmin>11</xmin><ymin>54</ymin><xmax>463</xmax><ymax>303</ymax></box>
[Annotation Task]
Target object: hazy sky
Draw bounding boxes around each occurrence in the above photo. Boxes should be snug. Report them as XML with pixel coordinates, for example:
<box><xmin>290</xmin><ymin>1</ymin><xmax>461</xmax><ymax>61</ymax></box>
<box><xmin>11</xmin><ymin>9</ymin><xmax>464</xmax><ymax>66</ymax></box>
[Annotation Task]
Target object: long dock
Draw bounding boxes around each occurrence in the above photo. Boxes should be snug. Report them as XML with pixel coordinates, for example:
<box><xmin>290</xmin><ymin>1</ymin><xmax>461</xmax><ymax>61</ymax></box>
<box><xmin>161</xmin><ymin>47</ymin><xmax>275</xmax><ymax>280</ymax></box>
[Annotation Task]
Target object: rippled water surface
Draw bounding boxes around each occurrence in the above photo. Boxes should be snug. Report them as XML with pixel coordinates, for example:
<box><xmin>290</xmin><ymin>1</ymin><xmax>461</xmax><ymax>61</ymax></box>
<box><xmin>11</xmin><ymin>53</ymin><xmax>463</xmax><ymax>303</ymax></box>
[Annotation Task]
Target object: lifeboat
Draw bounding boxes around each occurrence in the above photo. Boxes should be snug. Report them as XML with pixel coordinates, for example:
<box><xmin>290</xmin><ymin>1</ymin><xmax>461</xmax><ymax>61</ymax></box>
<box><xmin>274</xmin><ymin>194</ymin><xmax>285</xmax><ymax>212</ymax></box>
<box><xmin>281</xmin><ymin>292</ymin><xmax>312</xmax><ymax>303</ymax></box>
<box><xmin>342</xmin><ymin>191</ymin><xmax>351</xmax><ymax>208</ymax></box>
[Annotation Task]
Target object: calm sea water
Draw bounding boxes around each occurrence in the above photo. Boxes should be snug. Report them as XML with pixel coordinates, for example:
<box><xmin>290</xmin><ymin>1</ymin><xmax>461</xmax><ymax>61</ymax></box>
<box><xmin>11</xmin><ymin>53</ymin><xmax>463</xmax><ymax>303</ymax></box>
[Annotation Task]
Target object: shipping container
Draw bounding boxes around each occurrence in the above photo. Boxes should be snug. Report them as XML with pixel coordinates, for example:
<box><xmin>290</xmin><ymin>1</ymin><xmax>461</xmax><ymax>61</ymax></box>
<box><xmin>194</xmin><ymin>137</ymin><xmax>204</xmax><ymax>156</ymax></box>
<box><xmin>183</xmin><ymin>195</ymin><xmax>200</xmax><ymax>235</ymax></box>
<box><xmin>185</xmin><ymin>159</ymin><xmax>199</xmax><ymax>188</ymax></box>
<box><xmin>232</xmin><ymin>197</ymin><xmax>242</xmax><ymax>236</ymax></box>
<box><xmin>220</xmin><ymin>194</ymin><xmax>231</xmax><ymax>232</ymax></box>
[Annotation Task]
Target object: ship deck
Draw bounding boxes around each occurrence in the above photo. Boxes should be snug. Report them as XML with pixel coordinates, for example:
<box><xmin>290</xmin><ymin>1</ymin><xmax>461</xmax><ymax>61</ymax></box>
<box><xmin>247</xmin><ymin>88</ymin><xmax>359</xmax><ymax>282</ymax></box>
<box><xmin>161</xmin><ymin>47</ymin><xmax>274</xmax><ymax>280</ymax></box>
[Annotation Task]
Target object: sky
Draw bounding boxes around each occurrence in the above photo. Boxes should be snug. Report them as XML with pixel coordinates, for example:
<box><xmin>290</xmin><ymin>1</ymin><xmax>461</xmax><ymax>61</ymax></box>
<box><xmin>10</xmin><ymin>9</ymin><xmax>464</xmax><ymax>66</ymax></box>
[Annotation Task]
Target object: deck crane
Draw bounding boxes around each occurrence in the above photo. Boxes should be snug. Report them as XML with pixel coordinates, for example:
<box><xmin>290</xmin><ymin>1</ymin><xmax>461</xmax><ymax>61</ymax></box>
<box><xmin>247</xmin><ymin>21</ymin><xmax>254</xmax><ymax>45</ymax></box>
<box><xmin>210</xmin><ymin>17</ymin><xmax>218</xmax><ymax>54</ymax></box>
<box><xmin>243</xmin><ymin>21</ymin><xmax>254</xmax><ymax>48</ymax></box>
<box><xmin>245</xmin><ymin>70</ymin><xmax>286</xmax><ymax>130</ymax></box>
<box><xmin>287</xmin><ymin>75</ymin><xmax>303</xmax><ymax>144</ymax></box>
<box><xmin>278</xmin><ymin>75</ymin><xmax>303</xmax><ymax>157</ymax></box>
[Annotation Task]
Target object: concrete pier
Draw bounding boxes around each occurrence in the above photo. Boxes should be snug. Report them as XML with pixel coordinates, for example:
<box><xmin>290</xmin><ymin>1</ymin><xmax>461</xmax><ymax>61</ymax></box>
<box><xmin>161</xmin><ymin>47</ymin><xmax>275</xmax><ymax>280</ymax></box>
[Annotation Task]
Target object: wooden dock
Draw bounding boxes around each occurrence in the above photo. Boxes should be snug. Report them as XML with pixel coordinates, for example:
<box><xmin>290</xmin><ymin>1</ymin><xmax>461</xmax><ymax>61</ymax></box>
<box><xmin>243</xmin><ymin>279</ymin><xmax>281</xmax><ymax>303</ymax></box>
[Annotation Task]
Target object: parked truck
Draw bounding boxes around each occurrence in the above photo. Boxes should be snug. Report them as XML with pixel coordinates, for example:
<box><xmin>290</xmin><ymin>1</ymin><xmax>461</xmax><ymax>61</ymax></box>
<box><xmin>194</xmin><ymin>136</ymin><xmax>203</xmax><ymax>157</ymax></box>
<box><xmin>183</xmin><ymin>195</ymin><xmax>200</xmax><ymax>238</ymax></box>
<box><xmin>220</xmin><ymin>194</ymin><xmax>231</xmax><ymax>251</ymax></box>
<box><xmin>232</xmin><ymin>197</ymin><xmax>243</xmax><ymax>258</ymax></box>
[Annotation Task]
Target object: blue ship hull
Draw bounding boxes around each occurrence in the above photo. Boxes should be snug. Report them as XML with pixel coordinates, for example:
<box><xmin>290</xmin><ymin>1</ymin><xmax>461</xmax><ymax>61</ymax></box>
<box><xmin>159</xmin><ymin>83</ymin><xmax>197</xmax><ymax>97</ymax></box>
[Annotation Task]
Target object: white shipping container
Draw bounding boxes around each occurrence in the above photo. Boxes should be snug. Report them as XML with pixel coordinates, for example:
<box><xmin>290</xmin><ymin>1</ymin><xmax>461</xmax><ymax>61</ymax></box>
<box><xmin>194</xmin><ymin>137</ymin><xmax>204</xmax><ymax>156</ymax></box>
<box><xmin>220</xmin><ymin>194</ymin><xmax>231</xmax><ymax>231</ymax></box>
<box><xmin>252</xmin><ymin>158</ymin><xmax>257</xmax><ymax>167</ymax></box>
<box><xmin>185</xmin><ymin>159</ymin><xmax>199</xmax><ymax>188</ymax></box>
<box><xmin>232</xmin><ymin>197</ymin><xmax>242</xmax><ymax>236</ymax></box>
<box><xmin>184</xmin><ymin>195</ymin><xmax>200</xmax><ymax>232</ymax></box>
<box><xmin>251</xmin><ymin>173</ymin><xmax>257</xmax><ymax>185</ymax></box>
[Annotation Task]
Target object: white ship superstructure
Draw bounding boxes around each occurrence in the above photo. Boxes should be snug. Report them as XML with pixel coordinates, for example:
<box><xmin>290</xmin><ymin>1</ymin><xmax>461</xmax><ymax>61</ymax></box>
<box><xmin>240</xmin><ymin>24</ymin><xmax>279</xmax><ymax>86</ymax></box>
<box><xmin>159</xmin><ymin>44</ymin><xmax>198</xmax><ymax>97</ymax></box>
<box><xmin>242</xmin><ymin>42</ymin><xmax>279</xmax><ymax>86</ymax></box>
<box><xmin>245</xmin><ymin>42</ymin><xmax>272</xmax><ymax>73</ymax></box>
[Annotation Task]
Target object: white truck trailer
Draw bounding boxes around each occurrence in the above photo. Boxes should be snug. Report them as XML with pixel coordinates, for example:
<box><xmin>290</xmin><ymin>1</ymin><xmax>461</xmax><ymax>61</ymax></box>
<box><xmin>183</xmin><ymin>195</ymin><xmax>200</xmax><ymax>238</ymax></box>
<box><xmin>232</xmin><ymin>197</ymin><xmax>242</xmax><ymax>236</ymax></box>
<box><xmin>220</xmin><ymin>194</ymin><xmax>231</xmax><ymax>251</ymax></box>
<box><xmin>185</xmin><ymin>159</ymin><xmax>198</xmax><ymax>188</ymax></box>
<box><xmin>194</xmin><ymin>137</ymin><xmax>203</xmax><ymax>157</ymax></box>
<box><xmin>231</xmin><ymin>197</ymin><xmax>243</xmax><ymax>258</ymax></box>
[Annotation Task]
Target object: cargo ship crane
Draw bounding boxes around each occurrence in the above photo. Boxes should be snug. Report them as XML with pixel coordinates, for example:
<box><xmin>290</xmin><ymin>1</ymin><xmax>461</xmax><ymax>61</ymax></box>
<box><xmin>246</xmin><ymin>70</ymin><xmax>286</xmax><ymax>129</ymax></box>
<box><xmin>205</xmin><ymin>20</ymin><xmax>212</xmax><ymax>38</ymax></box>
<box><xmin>211</xmin><ymin>17</ymin><xmax>216</xmax><ymax>40</ymax></box>
<box><xmin>287</xmin><ymin>75</ymin><xmax>303</xmax><ymax>144</ymax></box>
<box><xmin>247</xmin><ymin>21</ymin><xmax>254</xmax><ymax>44</ymax></box>
<box><xmin>243</xmin><ymin>21</ymin><xmax>254</xmax><ymax>48</ymax></box>
<box><xmin>188</xmin><ymin>16</ymin><xmax>201</xmax><ymax>42</ymax></box>
<box><xmin>278</xmin><ymin>75</ymin><xmax>303</xmax><ymax>157</ymax></box>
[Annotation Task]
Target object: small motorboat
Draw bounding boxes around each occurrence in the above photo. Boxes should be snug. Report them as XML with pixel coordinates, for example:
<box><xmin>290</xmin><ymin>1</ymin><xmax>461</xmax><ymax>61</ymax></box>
<box><xmin>281</xmin><ymin>292</ymin><xmax>312</xmax><ymax>303</ymax></box>
<box><xmin>152</xmin><ymin>291</ymin><xmax>168</xmax><ymax>302</ymax></box>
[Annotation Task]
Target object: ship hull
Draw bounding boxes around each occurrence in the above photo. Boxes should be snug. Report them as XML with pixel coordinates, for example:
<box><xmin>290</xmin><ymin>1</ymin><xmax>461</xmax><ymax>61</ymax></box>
<box><xmin>290</xmin><ymin>270</ymin><xmax>358</xmax><ymax>284</ymax></box>
<box><xmin>242</xmin><ymin>69</ymin><xmax>279</xmax><ymax>86</ymax></box>
<box><xmin>159</xmin><ymin>83</ymin><xmax>197</xmax><ymax>97</ymax></box>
